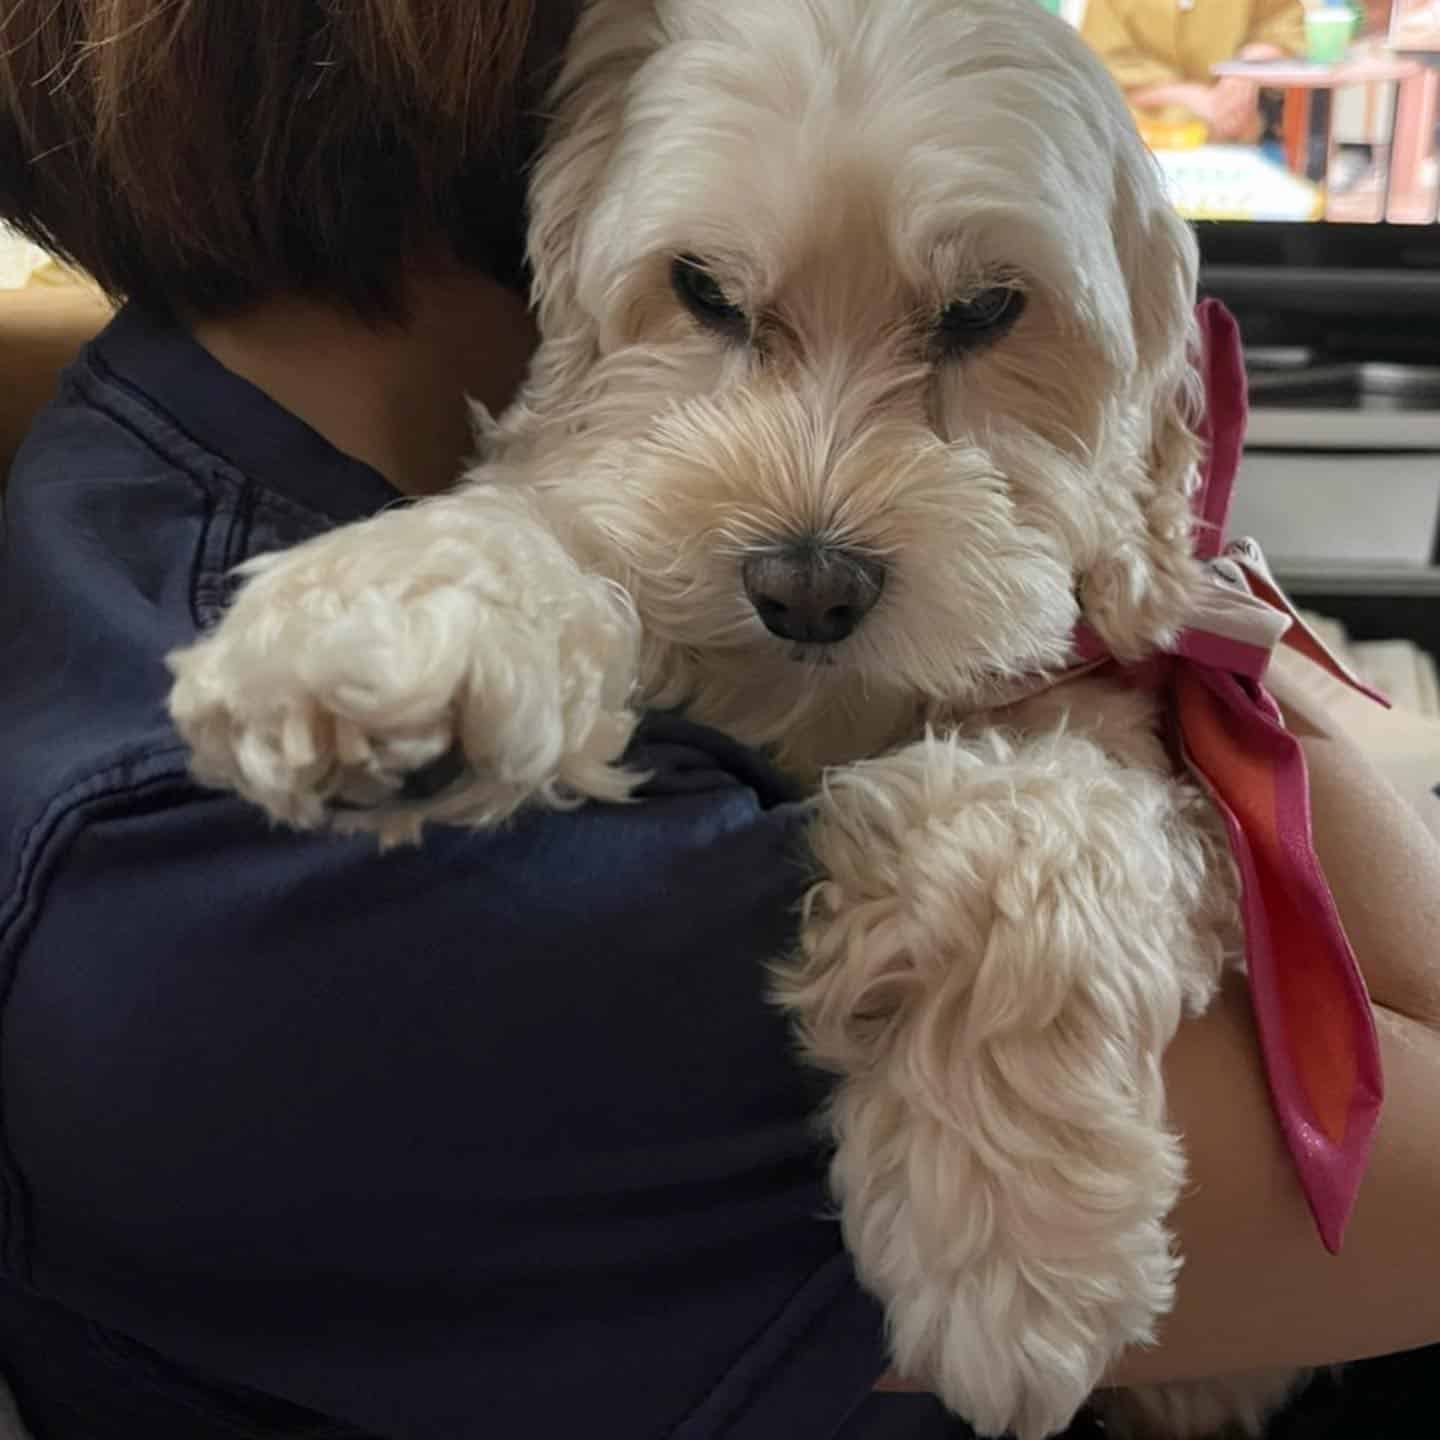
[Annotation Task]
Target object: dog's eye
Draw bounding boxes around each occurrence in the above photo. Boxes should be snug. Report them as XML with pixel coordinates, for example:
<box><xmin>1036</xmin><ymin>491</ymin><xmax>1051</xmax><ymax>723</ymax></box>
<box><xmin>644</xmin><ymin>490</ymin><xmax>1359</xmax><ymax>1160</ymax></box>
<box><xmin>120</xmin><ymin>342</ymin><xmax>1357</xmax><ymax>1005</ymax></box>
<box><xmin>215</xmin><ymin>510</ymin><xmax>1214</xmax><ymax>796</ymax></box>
<box><xmin>671</xmin><ymin>255</ymin><xmax>749</xmax><ymax>339</ymax></box>
<box><xmin>934</xmin><ymin>286</ymin><xmax>1026</xmax><ymax>357</ymax></box>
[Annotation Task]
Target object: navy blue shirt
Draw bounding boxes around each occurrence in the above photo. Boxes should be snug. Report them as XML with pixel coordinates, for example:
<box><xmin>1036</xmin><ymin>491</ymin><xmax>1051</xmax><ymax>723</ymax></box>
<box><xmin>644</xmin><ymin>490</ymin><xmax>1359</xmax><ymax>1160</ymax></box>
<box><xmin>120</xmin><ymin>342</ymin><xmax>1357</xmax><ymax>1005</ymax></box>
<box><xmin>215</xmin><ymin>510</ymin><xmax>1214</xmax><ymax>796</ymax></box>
<box><xmin>0</xmin><ymin>307</ymin><xmax>968</xmax><ymax>1439</ymax></box>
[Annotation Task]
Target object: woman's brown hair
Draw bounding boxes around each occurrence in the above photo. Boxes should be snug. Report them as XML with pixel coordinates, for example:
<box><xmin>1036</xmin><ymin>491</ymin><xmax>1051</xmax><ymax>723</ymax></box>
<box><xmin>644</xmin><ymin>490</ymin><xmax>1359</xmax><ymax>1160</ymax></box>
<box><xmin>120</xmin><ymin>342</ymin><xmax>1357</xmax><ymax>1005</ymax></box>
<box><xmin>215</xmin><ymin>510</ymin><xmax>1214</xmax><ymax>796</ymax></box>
<box><xmin>0</xmin><ymin>0</ymin><xmax>578</xmax><ymax>314</ymax></box>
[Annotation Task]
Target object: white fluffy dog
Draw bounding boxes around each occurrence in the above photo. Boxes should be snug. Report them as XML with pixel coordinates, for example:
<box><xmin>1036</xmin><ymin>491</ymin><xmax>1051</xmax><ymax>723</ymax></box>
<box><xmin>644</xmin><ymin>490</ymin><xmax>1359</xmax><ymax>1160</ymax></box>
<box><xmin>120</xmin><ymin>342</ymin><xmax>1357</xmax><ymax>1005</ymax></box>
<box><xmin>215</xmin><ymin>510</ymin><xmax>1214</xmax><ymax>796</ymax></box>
<box><xmin>168</xmin><ymin>0</ymin><xmax>1303</xmax><ymax>1434</ymax></box>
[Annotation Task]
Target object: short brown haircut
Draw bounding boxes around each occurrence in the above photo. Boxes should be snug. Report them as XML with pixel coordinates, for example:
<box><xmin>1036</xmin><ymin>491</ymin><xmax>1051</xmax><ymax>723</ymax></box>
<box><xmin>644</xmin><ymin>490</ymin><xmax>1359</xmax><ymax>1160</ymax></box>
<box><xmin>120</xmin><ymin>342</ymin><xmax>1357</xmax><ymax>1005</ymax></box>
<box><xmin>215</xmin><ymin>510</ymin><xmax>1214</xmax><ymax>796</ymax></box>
<box><xmin>0</xmin><ymin>0</ymin><xmax>578</xmax><ymax>315</ymax></box>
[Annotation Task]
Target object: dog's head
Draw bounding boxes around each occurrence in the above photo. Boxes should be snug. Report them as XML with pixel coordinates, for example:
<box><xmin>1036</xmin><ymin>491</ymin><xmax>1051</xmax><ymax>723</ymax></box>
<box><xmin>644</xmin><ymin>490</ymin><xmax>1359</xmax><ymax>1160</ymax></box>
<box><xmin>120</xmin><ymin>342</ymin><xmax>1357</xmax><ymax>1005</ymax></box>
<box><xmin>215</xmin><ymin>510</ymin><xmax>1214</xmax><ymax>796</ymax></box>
<box><xmin>517</xmin><ymin>0</ymin><xmax>1203</xmax><ymax>771</ymax></box>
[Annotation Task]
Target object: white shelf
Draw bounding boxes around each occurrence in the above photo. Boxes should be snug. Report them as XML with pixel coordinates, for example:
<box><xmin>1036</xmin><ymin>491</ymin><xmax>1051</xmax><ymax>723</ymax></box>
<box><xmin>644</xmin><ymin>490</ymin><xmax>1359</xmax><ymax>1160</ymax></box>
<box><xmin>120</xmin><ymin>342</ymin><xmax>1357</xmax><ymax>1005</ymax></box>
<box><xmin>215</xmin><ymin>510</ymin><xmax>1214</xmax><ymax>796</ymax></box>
<box><xmin>1236</xmin><ymin>396</ymin><xmax>1440</xmax><ymax>644</ymax></box>
<box><xmin>1231</xmin><ymin>449</ymin><xmax>1440</xmax><ymax>570</ymax></box>
<box><xmin>1246</xmin><ymin>408</ymin><xmax>1440</xmax><ymax>452</ymax></box>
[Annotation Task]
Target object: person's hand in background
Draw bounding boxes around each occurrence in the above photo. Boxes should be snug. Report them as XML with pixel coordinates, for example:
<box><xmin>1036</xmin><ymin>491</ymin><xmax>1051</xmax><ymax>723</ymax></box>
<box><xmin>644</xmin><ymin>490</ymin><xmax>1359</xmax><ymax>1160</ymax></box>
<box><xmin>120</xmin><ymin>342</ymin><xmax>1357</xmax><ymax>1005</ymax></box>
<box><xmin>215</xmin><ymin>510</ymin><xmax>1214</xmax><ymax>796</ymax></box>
<box><xmin>1237</xmin><ymin>42</ymin><xmax>1290</xmax><ymax>62</ymax></box>
<box><xmin>1205</xmin><ymin>73</ymin><xmax>1264</xmax><ymax>140</ymax></box>
<box><xmin>1128</xmin><ymin>76</ymin><xmax>1261</xmax><ymax>141</ymax></box>
<box><xmin>1130</xmin><ymin>80</ymin><xmax>1220</xmax><ymax>121</ymax></box>
<box><xmin>1130</xmin><ymin>40</ymin><xmax>1290</xmax><ymax>142</ymax></box>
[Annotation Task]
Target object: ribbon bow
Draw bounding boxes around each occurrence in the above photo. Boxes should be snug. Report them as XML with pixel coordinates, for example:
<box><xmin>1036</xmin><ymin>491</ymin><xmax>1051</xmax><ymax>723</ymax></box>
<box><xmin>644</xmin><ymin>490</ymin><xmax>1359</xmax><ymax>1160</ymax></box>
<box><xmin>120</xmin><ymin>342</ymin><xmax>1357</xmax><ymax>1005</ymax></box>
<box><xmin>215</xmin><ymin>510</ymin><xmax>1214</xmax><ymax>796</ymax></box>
<box><xmin>1077</xmin><ymin>299</ymin><xmax>1384</xmax><ymax>1253</ymax></box>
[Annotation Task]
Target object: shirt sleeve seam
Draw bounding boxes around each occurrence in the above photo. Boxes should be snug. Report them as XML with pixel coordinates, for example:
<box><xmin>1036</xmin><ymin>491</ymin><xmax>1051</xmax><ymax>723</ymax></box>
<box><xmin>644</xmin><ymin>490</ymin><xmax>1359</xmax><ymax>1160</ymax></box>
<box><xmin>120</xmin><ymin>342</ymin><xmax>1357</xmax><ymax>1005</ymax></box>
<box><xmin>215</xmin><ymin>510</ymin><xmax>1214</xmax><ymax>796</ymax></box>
<box><xmin>77</xmin><ymin>353</ymin><xmax>343</xmax><ymax>536</ymax></box>
<box><xmin>64</xmin><ymin>357</ymin><xmax>343</xmax><ymax>631</ymax></box>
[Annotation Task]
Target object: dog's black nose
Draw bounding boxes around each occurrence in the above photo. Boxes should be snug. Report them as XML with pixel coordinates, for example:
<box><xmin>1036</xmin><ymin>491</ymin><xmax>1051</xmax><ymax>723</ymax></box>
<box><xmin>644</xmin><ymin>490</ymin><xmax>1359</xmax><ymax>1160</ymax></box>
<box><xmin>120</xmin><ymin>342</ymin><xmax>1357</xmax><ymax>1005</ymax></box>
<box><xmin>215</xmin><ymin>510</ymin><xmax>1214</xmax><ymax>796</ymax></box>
<box><xmin>742</xmin><ymin>544</ymin><xmax>886</xmax><ymax>645</ymax></box>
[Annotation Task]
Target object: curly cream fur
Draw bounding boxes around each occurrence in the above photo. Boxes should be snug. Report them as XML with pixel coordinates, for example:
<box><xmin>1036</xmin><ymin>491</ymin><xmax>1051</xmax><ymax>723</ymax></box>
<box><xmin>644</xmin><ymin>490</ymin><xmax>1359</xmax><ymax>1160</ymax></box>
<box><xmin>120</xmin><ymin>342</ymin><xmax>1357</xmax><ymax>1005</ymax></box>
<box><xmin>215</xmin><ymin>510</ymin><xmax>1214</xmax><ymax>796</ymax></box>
<box><xmin>169</xmin><ymin>487</ymin><xmax>641</xmax><ymax>845</ymax></box>
<box><xmin>776</xmin><ymin>684</ymin><xmax>1245</xmax><ymax>1439</ymax></box>
<box><xmin>167</xmin><ymin>0</ymin><xmax>1300</xmax><ymax>1433</ymax></box>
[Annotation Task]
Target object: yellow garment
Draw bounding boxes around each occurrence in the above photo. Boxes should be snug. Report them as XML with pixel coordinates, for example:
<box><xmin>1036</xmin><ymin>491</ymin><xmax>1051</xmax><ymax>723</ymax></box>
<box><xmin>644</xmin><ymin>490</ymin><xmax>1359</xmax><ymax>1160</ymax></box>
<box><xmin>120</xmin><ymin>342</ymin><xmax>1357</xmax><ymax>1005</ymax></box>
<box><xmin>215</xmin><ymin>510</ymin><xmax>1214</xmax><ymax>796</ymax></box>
<box><xmin>1081</xmin><ymin>0</ymin><xmax>1308</xmax><ymax>92</ymax></box>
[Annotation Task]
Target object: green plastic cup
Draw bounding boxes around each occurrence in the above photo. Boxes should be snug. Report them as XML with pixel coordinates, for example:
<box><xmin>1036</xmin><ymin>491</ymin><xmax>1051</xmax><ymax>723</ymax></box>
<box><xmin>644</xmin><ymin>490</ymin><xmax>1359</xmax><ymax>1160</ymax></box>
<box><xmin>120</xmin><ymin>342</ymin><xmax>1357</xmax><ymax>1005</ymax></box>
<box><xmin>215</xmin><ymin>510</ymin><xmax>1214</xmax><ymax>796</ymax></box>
<box><xmin>1305</xmin><ymin>7</ymin><xmax>1357</xmax><ymax>64</ymax></box>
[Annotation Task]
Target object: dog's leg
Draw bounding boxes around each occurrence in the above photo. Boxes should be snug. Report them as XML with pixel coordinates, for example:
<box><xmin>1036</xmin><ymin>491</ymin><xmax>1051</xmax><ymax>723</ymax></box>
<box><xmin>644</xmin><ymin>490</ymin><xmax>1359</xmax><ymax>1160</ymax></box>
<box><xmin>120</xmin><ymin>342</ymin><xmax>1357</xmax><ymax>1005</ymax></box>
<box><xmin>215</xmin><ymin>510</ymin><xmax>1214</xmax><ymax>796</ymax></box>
<box><xmin>167</xmin><ymin>481</ymin><xmax>642</xmax><ymax>843</ymax></box>
<box><xmin>776</xmin><ymin>726</ymin><xmax>1232</xmax><ymax>1440</ymax></box>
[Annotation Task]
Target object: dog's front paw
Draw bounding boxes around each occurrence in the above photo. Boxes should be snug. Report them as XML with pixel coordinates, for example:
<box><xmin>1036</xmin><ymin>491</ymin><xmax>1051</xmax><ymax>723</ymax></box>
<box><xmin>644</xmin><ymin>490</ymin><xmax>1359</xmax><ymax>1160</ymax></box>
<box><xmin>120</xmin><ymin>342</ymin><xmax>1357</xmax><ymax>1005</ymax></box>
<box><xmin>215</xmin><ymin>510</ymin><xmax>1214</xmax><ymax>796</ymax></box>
<box><xmin>167</xmin><ymin>489</ymin><xmax>643</xmax><ymax>841</ymax></box>
<box><xmin>779</xmin><ymin>727</ymin><xmax>1217</xmax><ymax>1438</ymax></box>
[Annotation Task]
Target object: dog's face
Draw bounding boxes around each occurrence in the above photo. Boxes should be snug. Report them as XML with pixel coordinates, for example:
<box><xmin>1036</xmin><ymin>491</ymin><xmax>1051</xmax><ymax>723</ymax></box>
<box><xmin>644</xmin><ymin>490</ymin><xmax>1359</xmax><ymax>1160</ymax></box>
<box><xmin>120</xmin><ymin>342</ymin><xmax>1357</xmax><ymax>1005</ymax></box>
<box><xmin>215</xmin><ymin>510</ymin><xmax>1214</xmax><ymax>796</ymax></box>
<box><xmin>517</xmin><ymin>0</ymin><xmax>1202</xmax><ymax>771</ymax></box>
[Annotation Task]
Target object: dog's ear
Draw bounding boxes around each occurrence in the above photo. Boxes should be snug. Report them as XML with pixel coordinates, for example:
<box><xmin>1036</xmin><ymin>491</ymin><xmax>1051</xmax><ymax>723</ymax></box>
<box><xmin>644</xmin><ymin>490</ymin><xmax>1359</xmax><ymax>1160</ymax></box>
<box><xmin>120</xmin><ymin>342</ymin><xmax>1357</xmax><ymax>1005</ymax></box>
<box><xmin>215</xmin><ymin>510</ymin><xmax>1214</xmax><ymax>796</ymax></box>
<box><xmin>522</xmin><ymin>2</ymin><xmax>656</xmax><ymax>422</ymax></box>
<box><xmin>1078</xmin><ymin>148</ymin><xmax>1205</xmax><ymax>660</ymax></box>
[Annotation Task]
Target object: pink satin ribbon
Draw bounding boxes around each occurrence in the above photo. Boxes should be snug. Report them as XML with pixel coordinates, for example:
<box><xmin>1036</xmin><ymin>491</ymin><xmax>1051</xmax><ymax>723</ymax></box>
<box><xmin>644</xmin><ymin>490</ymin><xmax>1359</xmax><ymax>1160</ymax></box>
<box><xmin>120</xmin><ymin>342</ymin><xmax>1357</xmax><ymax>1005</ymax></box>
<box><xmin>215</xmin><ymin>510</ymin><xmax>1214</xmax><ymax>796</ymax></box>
<box><xmin>1076</xmin><ymin>300</ymin><xmax>1384</xmax><ymax>1253</ymax></box>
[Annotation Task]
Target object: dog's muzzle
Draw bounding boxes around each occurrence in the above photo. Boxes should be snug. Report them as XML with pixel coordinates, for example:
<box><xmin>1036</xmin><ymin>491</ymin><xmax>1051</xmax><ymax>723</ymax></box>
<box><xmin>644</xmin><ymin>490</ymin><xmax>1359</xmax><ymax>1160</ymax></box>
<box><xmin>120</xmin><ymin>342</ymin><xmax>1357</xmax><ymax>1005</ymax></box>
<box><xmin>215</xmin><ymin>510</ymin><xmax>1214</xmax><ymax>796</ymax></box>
<box><xmin>742</xmin><ymin>542</ymin><xmax>886</xmax><ymax>645</ymax></box>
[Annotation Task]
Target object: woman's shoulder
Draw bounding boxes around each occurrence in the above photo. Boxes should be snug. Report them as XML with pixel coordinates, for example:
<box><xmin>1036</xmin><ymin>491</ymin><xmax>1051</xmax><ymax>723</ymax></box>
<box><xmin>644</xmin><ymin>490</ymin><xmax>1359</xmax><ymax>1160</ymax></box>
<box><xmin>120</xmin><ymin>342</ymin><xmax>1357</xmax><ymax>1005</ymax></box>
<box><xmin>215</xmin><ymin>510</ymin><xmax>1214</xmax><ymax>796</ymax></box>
<box><xmin>0</xmin><ymin>358</ymin><xmax>277</xmax><ymax>948</ymax></box>
<box><xmin>1</xmin><ymin>400</ymin><xmax>816</xmax><ymax>977</ymax></box>
<box><xmin>1</xmin><ymin>386</ymin><xmax>819</xmax><ymax>1027</ymax></box>
<box><xmin>0</xmin><ymin>309</ymin><xmax>405</xmax><ymax>927</ymax></box>
<box><xmin>0</xmin><ymin>299</ymin><xmax>812</xmax><ymax>928</ymax></box>
<box><xmin>0</xmin><ymin>304</ymin><xmax>815</xmax><ymax>1006</ymax></box>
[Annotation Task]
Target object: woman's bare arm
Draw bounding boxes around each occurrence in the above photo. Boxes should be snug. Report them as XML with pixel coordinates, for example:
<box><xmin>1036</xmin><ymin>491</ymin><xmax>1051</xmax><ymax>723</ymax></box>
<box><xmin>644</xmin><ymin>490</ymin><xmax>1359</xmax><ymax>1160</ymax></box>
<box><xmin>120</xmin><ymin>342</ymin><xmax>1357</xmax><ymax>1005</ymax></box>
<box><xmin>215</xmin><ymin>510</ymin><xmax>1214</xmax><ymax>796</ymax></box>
<box><xmin>1107</xmin><ymin>678</ymin><xmax>1440</xmax><ymax>1385</ymax></box>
